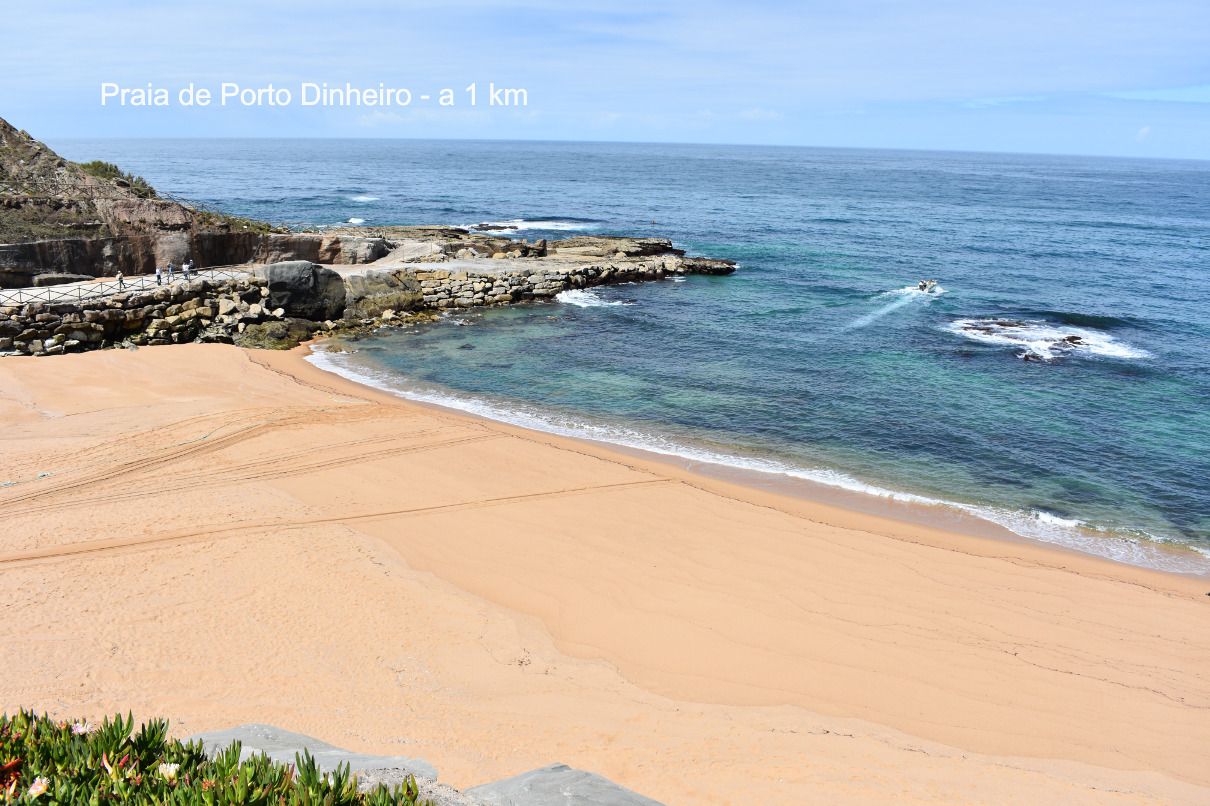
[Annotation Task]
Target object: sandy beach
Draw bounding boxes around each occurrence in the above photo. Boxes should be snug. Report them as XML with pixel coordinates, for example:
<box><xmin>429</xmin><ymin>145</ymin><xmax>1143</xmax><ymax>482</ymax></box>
<box><xmin>1</xmin><ymin>343</ymin><xmax>1207</xmax><ymax>804</ymax></box>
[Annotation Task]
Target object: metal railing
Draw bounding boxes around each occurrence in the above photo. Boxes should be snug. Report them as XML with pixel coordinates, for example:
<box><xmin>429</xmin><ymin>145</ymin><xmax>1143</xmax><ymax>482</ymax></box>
<box><xmin>0</xmin><ymin>267</ymin><xmax>254</xmax><ymax>307</ymax></box>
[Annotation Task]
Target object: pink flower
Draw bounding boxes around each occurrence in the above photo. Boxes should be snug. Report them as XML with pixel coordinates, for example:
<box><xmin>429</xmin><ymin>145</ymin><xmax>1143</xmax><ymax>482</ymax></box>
<box><xmin>27</xmin><ymin>777</ymin><xmax>50</xmax><ymax>797</ymax></box>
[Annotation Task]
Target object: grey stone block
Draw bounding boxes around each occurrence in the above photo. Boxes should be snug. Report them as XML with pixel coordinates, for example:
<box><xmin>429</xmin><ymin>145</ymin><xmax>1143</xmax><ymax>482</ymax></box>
<box><xmin>188</xmin><ymin>723</ymin><xmax>436</xmax><ymax>781</ymax></box>
<box><xmin>467</xmin><ymin>763</ymin><xmax>664</xmax><ymax>806</ymax></box>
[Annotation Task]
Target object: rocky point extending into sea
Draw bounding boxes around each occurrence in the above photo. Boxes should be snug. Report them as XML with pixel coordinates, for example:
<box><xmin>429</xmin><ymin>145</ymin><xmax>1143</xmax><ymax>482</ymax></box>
<box><xmin>0</xmin><ymin>114</ymin><xmax>734</xmax><ymax>357</ymax></box>
<box><xmin>0</xmin><ymin>230</ymin><xmax>734</xmax><ymax>356</ymax></box>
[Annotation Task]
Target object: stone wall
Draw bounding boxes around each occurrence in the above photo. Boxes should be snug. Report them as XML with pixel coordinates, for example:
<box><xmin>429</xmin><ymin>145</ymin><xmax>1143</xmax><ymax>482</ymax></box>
<box><xmin>0</xmin><ymin>276</ymin><xmax>278</xmax><ymax>356</ymax></box>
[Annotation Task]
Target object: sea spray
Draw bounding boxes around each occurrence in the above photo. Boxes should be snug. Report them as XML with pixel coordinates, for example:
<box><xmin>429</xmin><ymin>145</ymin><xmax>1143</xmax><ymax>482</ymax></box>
<box><xmin>555</xmin><ymin>289</ymin><xmax>631</xmax><ymax>308</ymax></box>
<box><xmin>943</xmin><ymin>319</ymin><xmax>1151</xmax><ymax>361</ymax></box>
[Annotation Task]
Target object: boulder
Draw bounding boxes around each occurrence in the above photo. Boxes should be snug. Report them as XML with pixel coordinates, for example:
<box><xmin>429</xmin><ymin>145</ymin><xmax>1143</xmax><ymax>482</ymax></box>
<box><xmin>263</xmin><ymin>261</ymin><xmax>346</xmax><ymax>320</ymax></box>
<box><xmin>318</xmin><ymin>235</ymin><xmax>391</xmax><ymax>264</ymax></box>
<box><xmin>342</xmin><ymin>269</ymin><xmax>422</xmax><ymax>318</ymax></box>
<box><xmin>233</xmin><ymin>318</ymin><xmax>321</xmax><ymax>350</ymax></box>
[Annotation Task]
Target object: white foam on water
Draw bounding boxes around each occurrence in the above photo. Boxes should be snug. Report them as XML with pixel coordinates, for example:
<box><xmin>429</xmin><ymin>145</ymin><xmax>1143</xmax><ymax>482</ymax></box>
<box><xmin>346</xmin><ymin>217</ymin><xmax>366</xmax><ymax>225</ymax></box>
<box><xmin>944</xmin><ymin>318</ymin><xmax>1150</xmax><ymax>361</ymax></box>
<box><xmin>348</xmin><ymin>194</ymin><xmax>379</xmax><ymax>202</ymax></box>
<box><xmin>847</xmin><ymin>284</ymin><xmax>947</xmax><ymax>330</ymax></box>
<box><xmin>306</xmin><ymin>346</ymin><xmax>1210</xmax><ymax>576</ymax></box>
<box><xmin>554</xmin><ymin>289</ymin><xmax>629</xmax><ymax>308</ymax></box>
<box><xmin>469</xmin><ymin>219</ymin><xmax>600</xmax><ymax>233</ymax></box>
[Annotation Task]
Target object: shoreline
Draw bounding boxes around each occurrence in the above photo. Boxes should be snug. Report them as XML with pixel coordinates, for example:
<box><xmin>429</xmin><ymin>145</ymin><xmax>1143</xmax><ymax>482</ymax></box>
<box><xmin>304</xmin><ymin>340</ymin><xmax>1210</xmax><ymax>580</ymax></box>
<box><xmin>285</xmin><ymin>344</ymin><xmax>1209</xmax><ymax>594</ymax></box>
<box><xmin>3</xmin><ymin>343</ymin><xmax>1208</xmax><ymax>804</ymax></box>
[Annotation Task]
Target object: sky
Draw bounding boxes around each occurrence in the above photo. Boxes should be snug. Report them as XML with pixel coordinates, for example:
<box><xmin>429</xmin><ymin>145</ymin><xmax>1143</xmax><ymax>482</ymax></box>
<box><xmin>3</xmin><ymin>0</ymin><xmax>1210</xmax><ymax>159</ymax></box>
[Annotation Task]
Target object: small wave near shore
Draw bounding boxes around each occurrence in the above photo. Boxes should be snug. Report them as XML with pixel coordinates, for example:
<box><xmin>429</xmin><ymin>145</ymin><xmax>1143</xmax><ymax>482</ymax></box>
<box><xmin>306</xmin><ymin>346</ymin><xmax>1210</xmax><ymax>575</ymax></box>
<box><xmin>555</xmin><ymin>289</ymin><xmax>631</xmax><ymax>307</ymax></box>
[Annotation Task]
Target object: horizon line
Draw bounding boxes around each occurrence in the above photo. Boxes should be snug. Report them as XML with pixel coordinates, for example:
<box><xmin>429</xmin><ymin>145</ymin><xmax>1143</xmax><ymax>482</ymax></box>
<box><xmin>40</xmin><ymin>133</ymin><xmax>1209</xmax><ymax>165</ymax></box>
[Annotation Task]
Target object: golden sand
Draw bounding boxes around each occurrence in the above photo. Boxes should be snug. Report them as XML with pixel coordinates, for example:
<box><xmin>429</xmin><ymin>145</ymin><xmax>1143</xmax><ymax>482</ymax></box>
<box><xmin>2</xmin><ymin>344</ymin><xmax>1207</xmax><ymax>804</ymax></box>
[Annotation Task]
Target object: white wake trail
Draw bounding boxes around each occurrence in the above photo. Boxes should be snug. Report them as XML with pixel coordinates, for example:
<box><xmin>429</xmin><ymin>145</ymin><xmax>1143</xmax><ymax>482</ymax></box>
<box><xmin>847</xmin><ymin>285</ymin><xmax>945</xmax><ymax>330</ymax></box>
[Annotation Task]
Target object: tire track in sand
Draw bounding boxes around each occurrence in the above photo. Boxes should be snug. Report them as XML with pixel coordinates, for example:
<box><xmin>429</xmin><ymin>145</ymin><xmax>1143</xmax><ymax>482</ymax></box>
<box><xmin>0</xmin><ymin>478</ymin><xmax>675</xmax><ymax>566</ymax></box>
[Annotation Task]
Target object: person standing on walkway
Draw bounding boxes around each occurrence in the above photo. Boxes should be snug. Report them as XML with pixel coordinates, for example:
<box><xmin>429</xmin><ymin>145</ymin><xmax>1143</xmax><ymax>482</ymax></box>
<box><xmin>116</xmin><ymin>270</ymin><xmax>125</xmax><ymax>290</ymax></box>
<box><xmin>167</xmin><ymin>262</ymin><xmax>175</xmax><ymax>283</ymax></box>
<box><xmin>183</xmin><ymin>258</ymin><xmax>194</xmax><ymax>279</ymax></box>
<box><xmin>155</xmin><ymin>264</ymin><xmax>163</xmax><ymax>286</ymax></box>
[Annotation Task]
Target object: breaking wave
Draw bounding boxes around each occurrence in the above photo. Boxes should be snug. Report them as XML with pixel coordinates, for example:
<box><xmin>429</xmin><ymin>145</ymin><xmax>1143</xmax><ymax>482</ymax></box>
<box><xmin>944</xmin><ymin>318</ymin><xmax>1151</xmax><ymax>361</ymax></box>
<box><xmin>348</xmin><ymin>194</ymin><xmax>379</xmax><ymax>202</ymax></box>
<box><xmin>469</xmin><ymin>218</ymin><xmax>601</xmax><ymax>233</ymax></box>
<box><xmin>555</xmin><ymin>289</ymin><xmax>630</xmax><ymax>308</ymax></box>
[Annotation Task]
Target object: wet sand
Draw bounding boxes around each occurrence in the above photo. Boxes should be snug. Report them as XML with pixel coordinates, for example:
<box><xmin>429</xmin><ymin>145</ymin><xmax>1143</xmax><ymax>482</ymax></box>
<box><xmin>1</xmin><ymin>343</ymin><xmax>1207</xmax><ymax>804</ymax></box>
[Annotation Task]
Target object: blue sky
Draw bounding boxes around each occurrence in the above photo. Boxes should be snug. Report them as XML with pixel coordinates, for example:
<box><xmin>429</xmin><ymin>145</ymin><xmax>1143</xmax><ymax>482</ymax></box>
<box><xmin>4</xmin><ymin>0</ymin><xmax>1210</xmax><ymax>158</ymax></box>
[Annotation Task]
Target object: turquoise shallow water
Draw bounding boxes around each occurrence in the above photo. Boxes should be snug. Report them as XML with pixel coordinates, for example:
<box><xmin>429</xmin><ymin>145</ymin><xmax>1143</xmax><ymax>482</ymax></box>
<box><xmin>53</xmin><ymin>139</ymin><xmax>1210</xmax><ymax>572</ymax></box>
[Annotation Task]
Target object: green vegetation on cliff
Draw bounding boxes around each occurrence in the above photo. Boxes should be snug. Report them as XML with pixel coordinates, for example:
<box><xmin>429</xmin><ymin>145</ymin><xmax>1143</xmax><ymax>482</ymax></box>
<box><xmin>76</xmin><ymin>160</ymin><xmax>157</xmax><ymax>199</ymax></box>
<box><xmin>0</xmin><ymin>115</ymin><xmax>282</xmax><ymax>245</ymax></box>
<box><xmin>0</xmin><ymin>711</ymin><xmax>431</xmax><ymax>804</ymax></box>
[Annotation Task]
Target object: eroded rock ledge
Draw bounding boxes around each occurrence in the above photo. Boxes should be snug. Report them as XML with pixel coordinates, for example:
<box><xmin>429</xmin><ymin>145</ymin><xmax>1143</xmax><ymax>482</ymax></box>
<box><xmin>0</xmin><ymin>235</ymin><xmax>735</xmax><ymax>355</ymax></box>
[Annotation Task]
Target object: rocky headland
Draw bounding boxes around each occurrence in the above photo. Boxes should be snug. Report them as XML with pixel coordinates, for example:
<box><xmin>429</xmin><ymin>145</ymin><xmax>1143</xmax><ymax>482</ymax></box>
<box><xmin>0</xmin><ymin>116</ymin><xmax>735</xmax><ymax>356</ymax></box>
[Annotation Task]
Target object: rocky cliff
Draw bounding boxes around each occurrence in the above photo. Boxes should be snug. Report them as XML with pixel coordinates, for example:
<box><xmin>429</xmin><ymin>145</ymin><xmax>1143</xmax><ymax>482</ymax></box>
<box><xmin>0</xmin><ymin>116</ymin><xmax>208</xmax><ymax>243</ymax></box>
<box><xmin>0</xmin><ymin>115</ymin><xmax>294</xmax><ymax>286</ymax></box>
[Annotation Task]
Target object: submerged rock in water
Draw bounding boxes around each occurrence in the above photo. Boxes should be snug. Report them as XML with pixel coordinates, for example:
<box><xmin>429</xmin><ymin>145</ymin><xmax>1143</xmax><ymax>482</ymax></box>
<box><xmin>945</xmin><ymin>317</ymin><xmax>1149</xmax><ymax>363</ymax></box>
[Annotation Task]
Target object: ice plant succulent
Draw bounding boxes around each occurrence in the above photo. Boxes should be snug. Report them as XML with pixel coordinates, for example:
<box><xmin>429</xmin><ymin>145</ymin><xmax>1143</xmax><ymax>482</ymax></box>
<box><xmin>26</xmin><ymin>776</ymin><xmax>49</xmax><ymax>797</ymax></box>
<box><xmin>0</xmin><ymin>710</ymin><xmax>431</xmax><ymax>804</ymax></box>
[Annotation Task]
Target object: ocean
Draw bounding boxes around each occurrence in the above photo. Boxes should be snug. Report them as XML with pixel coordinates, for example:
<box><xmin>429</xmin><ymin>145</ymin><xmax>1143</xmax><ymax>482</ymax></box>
<box><xmin>52</xmin><ymin>138</ymin><xmax>1210</xmax><ymax>573</ymax></box>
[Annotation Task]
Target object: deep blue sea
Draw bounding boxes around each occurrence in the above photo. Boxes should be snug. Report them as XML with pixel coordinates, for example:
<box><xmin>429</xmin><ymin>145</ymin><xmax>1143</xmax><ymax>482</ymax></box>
<box><xmin>54</xmin><ymin>138</ymin><xmax>1210</xmax><ymax>573</ymax></box>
